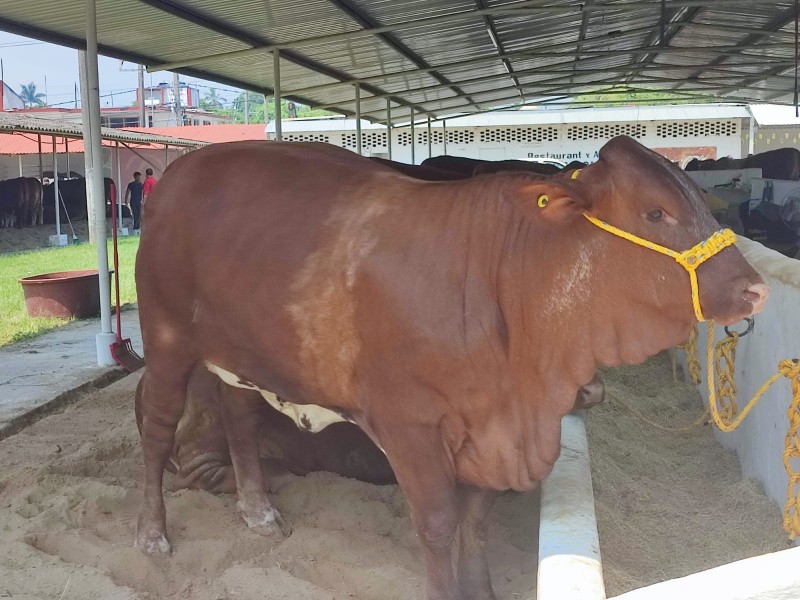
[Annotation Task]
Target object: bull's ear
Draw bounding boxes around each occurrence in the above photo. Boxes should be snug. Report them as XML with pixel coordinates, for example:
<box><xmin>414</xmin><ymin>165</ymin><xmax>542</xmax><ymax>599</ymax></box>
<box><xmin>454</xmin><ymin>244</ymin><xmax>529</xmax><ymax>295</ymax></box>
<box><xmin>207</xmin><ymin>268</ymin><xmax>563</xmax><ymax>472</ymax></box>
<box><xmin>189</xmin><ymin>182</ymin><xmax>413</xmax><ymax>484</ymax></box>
<box><xmin>517</xmin><ymin>179</ymin><xmax>591</xmax><ymax>224</ymax></box>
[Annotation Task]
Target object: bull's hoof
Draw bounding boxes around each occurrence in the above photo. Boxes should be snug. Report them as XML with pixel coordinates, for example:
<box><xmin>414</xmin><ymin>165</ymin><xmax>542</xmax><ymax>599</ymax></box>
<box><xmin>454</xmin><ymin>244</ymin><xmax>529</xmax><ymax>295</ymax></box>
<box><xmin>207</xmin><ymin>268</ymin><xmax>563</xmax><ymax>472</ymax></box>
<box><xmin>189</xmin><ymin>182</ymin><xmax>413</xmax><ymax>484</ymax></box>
<box><xmin>135</xmin><ymin>527</ymin><xmax>171</xmax><ymax>554</ymax></box>
<box><xmin>238</xmin><ymin>501</ymin><xmax>292</xmax><ymax>538</ymax></box>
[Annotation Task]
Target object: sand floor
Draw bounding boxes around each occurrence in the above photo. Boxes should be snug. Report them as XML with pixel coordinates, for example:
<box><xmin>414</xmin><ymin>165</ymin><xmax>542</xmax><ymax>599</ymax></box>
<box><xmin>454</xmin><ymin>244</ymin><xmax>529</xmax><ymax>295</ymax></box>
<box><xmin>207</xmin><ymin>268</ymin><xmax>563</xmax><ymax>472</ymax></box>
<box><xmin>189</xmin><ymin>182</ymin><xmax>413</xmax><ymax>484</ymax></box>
<box><xmin>0</xmin><ymin>353</ymin><xmax>788</xmax><ymax>599</ymax></box>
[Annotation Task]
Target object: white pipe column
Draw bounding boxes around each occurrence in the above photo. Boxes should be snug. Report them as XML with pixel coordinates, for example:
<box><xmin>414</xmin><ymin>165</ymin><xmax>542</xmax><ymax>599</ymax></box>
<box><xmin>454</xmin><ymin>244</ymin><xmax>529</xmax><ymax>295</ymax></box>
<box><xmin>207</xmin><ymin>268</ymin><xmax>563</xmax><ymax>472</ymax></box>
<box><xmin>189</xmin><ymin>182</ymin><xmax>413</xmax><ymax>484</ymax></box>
<box><xmin>410</xmin><ymin>107</ymin><xmax>415</xmax><ymax>165</ymax></box>
<box><xmin>443</xmin><ymin>119</ymin><xmax>447</xmax><ymax>155</ymax></box>
<box><xmin>386</xmin><ymin>100</ymin><xmax>392</xmax><ymax>160</ymax></box>
<box><xmin>115</xmin><ymin>141</ymin><xmax>122</xmax><ymax>231</ymax></box>
<box><xmin>52</xmin><ymin>136</ymin><xmax>60</xmax><ymax>237</ymax></box>
<box><xmin>427</xmin><ymin>116</ymin><xmax>432</xmax><ymax>159</ymax></box>
<box><xmin>355</xmin><ymin>83</ymin><xmax>362</xmax><ymax>155</ymax></box>
<box><xmin>273</xmin><ymin>50</ymin><xmax>282</xmax><ymax>141</ymax></box>
<box><xmin>84</xmin><ymin>0</ymin><xmax>115</xmax><ymax>366</ymax></box>
<box><xmin>18</xmin><ymin>155</ymin><xmax>22</xmax><ymax>177</ymax></box>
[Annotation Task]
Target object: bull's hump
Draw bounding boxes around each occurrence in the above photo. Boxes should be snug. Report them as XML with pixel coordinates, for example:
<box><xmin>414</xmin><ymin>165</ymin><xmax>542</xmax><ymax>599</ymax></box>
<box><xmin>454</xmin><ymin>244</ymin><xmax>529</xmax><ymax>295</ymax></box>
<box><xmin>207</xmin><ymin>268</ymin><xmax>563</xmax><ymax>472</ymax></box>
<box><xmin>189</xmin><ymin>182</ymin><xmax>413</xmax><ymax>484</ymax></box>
<box><xmin>204</xmin><ymin>361</ymin><xmax>349</xmax><ymax>433</ymax></box>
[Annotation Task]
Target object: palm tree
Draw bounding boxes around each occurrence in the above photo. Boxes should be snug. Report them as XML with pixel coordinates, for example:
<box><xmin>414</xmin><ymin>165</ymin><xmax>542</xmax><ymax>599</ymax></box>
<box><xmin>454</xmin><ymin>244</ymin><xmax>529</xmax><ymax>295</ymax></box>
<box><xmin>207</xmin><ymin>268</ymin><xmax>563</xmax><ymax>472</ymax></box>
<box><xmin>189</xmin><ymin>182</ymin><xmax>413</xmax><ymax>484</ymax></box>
<box><xmin>19</xmin><ymin>82</ymin><xmax>46</xmax><ymax>108</ymax></box>
<box><xmin>201</xmin><ymin>88</ymin><xmax>224</xmax><ymax>110</ymax></box>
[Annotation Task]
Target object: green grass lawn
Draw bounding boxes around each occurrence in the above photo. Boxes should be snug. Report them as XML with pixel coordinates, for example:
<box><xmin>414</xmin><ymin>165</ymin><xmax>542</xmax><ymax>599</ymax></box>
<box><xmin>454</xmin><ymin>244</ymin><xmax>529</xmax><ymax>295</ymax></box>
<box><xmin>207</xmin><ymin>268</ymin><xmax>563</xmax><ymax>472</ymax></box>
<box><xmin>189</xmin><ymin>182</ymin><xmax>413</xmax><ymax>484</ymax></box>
<box><xmin>0</xmin><ymin>237</ymin><xmax>139</xmax><ymax>347</ymax></box>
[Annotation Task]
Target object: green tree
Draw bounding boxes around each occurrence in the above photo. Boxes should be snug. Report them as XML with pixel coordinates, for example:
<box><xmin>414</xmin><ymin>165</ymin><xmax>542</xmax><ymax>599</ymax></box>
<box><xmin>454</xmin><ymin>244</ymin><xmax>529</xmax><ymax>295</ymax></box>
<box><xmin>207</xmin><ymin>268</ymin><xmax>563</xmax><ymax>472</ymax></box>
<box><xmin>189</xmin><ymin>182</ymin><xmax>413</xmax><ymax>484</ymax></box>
<box><xmin>19</xmin><ymin>82</ymin><xmax>46</xmax><ymax>108</ymax></box>
<box><xmin>572</xmin><ymin>87</ymin><xmax>714</xmax><ymax>107</ymax></box>
<box><xmin>201</xmin><ymin>87</ymin><xmax>224</xmax><ymax>111</ymax></box>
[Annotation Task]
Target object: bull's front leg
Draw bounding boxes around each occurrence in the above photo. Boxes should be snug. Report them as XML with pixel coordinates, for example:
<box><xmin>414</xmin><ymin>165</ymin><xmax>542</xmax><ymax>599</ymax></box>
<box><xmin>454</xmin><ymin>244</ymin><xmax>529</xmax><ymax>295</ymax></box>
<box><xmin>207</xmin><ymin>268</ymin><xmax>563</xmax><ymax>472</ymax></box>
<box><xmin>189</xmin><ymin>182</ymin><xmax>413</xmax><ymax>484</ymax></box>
<box><xmin>377</xmin><ymin>423</ymin><xmax>460</xmax><ymax>600</ymax></box>
<box><xmin>457</xmin><ymin>487</ymin><xmax>497</xmax><ymax>600</ymax></box>
<box><xmin>217</xmin><ymin>383</ymin><xmax>291</xmax><ymax>537</ymax></box>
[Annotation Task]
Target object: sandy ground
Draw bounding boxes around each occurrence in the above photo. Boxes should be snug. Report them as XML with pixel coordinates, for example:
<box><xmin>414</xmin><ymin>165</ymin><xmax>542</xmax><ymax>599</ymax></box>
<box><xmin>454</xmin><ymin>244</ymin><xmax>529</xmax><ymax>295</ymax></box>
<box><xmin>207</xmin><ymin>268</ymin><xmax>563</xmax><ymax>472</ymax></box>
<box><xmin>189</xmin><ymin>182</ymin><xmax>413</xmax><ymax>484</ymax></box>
<box><xmin>0</xmin><ymin>353</ymin><xmax>788</xmax><ymax>600</ymax></box>
<box><xmin>0</xmin><ymin>372</ymin><xmax>537</xmax><ymax>600</ymax></box>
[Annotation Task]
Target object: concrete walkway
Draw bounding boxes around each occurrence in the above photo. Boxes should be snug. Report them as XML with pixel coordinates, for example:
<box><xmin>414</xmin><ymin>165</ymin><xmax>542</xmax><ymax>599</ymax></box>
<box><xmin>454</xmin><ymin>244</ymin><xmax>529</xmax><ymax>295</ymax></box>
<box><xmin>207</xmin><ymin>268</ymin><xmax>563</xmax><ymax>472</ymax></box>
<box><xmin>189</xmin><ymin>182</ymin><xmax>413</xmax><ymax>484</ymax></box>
<box><xmin>0</xmin><ymin>308</ymin><xmax>142</xmax><ymax>438</ymax></box>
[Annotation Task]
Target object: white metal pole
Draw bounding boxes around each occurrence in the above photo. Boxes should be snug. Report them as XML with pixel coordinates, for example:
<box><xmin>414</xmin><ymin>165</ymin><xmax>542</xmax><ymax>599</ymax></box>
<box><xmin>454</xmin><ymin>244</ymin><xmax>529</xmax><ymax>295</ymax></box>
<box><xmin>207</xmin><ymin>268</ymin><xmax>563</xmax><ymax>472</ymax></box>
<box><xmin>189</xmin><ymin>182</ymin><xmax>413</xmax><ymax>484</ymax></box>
<box><xmin>84</xmin><ymin>0</ymin><xmax>115</xmax><ymax>365</ymax></box>
<box><xmin>386</xmin><ymin>99</ymin><xmax>392</xmax><ymax>160</ymax></box>
<box><xmin>115</xmin><ymin>141</ymin><xmax>122</xmax><ymax>232</ymax></box>
<box><xmin>65</xmin><ymin>137</ymin><xmax>70</xmax><ymax>175</ymax></box>
<box><xmin>427</xmin><ymin>116</ymin><xmax>432</xmax><ymax>159</ymax></box>
<box><xmin>410</xmin><ymin>107</ymin><xmax>415</xmax><ymax>165</ymax></box>
<box><xmin>443</xmin><ymin>119</ymin><xmax>447</xmax><ymax>155</ymax></box>
<box><xmin>78</xmin><ymin>51</ymin><xmax>95</xmax><ymax>242</ymax></box>
<box><xmin>18</xmin><ymin>155</ymin><xmax>22</xmax><ymax>177</ymax></box>
<box><xmin>52</xmin><ymin>136</ymin><xmax>61</xmax><ymax>237</ymax></box>
<box><xmin>355</xmin><ymin>82</ymin><xmax>362</xmax><ymax>155</ymax></box>
<box><xmin>273</xmin><ymin>50</ymin><xmax>282</xmax><ymax>140</ymax></box>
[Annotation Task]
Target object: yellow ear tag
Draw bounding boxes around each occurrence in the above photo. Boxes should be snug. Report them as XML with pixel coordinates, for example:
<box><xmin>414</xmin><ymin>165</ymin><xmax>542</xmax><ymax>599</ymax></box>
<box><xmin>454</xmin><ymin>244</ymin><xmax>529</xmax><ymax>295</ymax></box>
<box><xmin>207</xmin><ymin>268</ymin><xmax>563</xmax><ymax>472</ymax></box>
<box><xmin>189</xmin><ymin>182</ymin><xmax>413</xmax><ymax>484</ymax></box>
<box><xmin>537</xmin><ymin>194</ymin><xmax>549</xmax><ymax>208</ymax></box>
<box><xmin>571</xmin><ymin>169</ymin><xmax>582</xmax><ymax>179</ymax></box>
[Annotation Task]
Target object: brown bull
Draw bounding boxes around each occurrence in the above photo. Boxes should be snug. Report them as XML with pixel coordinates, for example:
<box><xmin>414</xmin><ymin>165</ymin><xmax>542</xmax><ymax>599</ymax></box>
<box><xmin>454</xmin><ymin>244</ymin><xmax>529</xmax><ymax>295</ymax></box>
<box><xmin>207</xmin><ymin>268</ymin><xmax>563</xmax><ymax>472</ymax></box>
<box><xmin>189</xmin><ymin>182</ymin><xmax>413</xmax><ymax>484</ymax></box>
<box><xmin>135</xmin><ymin>136</ymin><xmax>767</xmax><ymax>600</ymax></box>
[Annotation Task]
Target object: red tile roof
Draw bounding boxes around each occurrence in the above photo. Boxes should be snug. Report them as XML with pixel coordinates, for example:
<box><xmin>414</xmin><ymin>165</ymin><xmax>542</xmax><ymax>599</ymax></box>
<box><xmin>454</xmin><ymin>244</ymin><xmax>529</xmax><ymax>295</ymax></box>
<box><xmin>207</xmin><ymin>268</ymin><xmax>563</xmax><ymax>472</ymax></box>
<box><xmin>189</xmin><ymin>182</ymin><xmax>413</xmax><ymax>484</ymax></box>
<box><xmin>122</xmin><ymin>124</ymin><xmax>266</xmax><ymax>144</ymax></box>
<box><xmin>0</xmin><ymin>124</ymin><xmax>265</xmax><ymax>155</ymax></box>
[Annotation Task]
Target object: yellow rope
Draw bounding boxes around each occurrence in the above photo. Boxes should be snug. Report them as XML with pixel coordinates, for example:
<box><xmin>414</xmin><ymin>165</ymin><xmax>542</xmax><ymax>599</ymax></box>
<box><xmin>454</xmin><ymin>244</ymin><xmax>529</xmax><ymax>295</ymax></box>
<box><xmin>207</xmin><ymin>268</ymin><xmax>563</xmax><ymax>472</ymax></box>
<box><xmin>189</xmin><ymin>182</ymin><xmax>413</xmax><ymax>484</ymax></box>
<box><xmin>676</xmin><ymin>324</ymin><xmax>702</xmax><ymax>384</ymax></box>
<box><xmin>582</xmin><ymin>214</ymin><xmax>736</xmax><ymax>322</ymax></box>
<box><xmin>713</xmin><ymin>331</ymin><xmax>739</xmax><ymax>423</ymax></box>
<box><xmin>704</xmin><ymin>324</ymin><xmax>800</xmax><ymax>539</ymax></box>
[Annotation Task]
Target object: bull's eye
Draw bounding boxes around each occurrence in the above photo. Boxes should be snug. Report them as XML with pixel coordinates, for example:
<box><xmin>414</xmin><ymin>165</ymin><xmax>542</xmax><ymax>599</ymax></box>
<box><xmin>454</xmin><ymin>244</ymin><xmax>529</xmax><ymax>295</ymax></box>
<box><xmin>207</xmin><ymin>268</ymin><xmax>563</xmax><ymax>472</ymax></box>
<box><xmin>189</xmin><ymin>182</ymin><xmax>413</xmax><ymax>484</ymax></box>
<box><xmin>646</xmin><ymin>209</ymin><xmax>664</xmax><ymax>222</ymax></box>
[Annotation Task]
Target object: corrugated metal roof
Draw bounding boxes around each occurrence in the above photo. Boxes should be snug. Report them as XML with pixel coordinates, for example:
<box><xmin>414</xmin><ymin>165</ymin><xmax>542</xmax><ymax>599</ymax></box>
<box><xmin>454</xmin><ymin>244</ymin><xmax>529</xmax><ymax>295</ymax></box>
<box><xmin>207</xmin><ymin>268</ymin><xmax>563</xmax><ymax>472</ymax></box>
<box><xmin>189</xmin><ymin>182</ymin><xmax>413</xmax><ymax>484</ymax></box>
<box><xmin>0</xmin><ymin>113</ymin><xmax>206</xmax><ymax>148</ymax></box>
<box><xmin>0</xmin><ymin>0</ymin><xmax>797</xmax><ymax>123</ymax></box>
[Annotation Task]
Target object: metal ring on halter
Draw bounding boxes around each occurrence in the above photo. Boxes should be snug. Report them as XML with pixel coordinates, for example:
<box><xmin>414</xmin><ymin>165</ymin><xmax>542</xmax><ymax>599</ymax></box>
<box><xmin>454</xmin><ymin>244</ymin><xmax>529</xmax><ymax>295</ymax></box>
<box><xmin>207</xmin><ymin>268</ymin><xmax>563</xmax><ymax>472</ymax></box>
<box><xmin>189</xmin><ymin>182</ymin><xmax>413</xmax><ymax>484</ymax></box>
<box><xmin>724</xmin><ymin>317</ymin><xmax>754</xmax><ymax>339</ymax></box>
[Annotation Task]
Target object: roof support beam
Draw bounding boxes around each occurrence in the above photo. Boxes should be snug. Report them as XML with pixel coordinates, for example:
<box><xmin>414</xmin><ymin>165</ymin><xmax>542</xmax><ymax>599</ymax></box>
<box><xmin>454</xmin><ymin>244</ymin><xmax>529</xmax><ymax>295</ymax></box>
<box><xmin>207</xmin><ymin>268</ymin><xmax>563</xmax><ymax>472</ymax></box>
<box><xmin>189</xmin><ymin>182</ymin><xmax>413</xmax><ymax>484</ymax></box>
<box><xmin>682</xmin><ymin>7</ymin><xmax>798</xmax><ymax>84</ymax></box>
<box><xmin>323</xmin><ymin>0</ymin><xmax>480</xmax><ymax>110</ymax></box>
<box><xmin>312</xmin><ymin>61</ymin><xmax>795</xmax><ymax>111</ymax></box>
<box><xmin>282</xmin><ymin>39</ymin><xmax>794</xmax><ymax>99</ymax></box>
<box><xmin>474</xmin><ymin>0</ymin><xmax>523</xmax><ymax>100</ymax></box>
<box><xmin>136</xmin><ymin>0</ymin><xmax>432</xmax><ymax>119</ymax></box>
<box><xmin>361</xmin><ymin>86</ymin><xmax>764</xmax><ymax>123</ymax></box>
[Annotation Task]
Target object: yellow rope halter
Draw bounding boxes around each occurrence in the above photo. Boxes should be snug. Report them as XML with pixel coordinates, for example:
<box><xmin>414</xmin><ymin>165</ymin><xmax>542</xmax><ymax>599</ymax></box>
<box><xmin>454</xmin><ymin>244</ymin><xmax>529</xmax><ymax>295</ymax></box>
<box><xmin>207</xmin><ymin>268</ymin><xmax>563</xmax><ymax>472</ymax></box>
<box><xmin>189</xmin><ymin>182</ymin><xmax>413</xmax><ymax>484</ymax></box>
<box><xmin>554</xmin><ymin>168</ymin><xmax>737</xmax><ymax>321</ymax></box>
<box><xmin>582</xmin><ymin>215</ymin><xmax>736</xmax><ymax>322</ymax></box>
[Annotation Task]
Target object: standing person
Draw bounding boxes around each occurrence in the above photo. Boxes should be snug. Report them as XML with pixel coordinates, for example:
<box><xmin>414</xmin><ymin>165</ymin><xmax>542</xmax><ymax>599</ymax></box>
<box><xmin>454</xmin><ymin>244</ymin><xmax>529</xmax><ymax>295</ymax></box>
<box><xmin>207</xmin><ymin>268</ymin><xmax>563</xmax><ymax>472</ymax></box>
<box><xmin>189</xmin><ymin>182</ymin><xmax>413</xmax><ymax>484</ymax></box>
<box><xmin>124</xmin><ymin>171</ymin><xmax>144</xmax><ymax>234</ymax></box>
<box><xmin>142</xmin><ymin>168</ymin><xmax>158</xmax><ymax>206</ymax></box>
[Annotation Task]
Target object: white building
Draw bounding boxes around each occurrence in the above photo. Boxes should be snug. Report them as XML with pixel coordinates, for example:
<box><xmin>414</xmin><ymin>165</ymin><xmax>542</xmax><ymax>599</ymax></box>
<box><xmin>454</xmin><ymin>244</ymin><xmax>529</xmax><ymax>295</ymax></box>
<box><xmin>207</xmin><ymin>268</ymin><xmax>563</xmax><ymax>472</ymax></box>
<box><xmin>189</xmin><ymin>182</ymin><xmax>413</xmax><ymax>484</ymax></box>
<box><xmin>267</xmin><ymin>104</ymin><xmax>752</xmax><ymax>167</ymax></box>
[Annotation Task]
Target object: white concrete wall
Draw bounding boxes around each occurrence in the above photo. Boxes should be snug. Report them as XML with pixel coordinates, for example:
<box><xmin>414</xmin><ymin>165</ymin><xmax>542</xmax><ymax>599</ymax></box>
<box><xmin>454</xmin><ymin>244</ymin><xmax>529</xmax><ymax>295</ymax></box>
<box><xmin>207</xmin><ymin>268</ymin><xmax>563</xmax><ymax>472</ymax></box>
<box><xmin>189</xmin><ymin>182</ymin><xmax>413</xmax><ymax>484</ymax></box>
<box><xmin>278</xmin><ymin>118</ymin><xmax>745</xmax><ymax>166</ymax></box>
<box><xmin>682</xmin><ymin>238</ymin><xmax>800</xmax><ymax>540</ymax></box>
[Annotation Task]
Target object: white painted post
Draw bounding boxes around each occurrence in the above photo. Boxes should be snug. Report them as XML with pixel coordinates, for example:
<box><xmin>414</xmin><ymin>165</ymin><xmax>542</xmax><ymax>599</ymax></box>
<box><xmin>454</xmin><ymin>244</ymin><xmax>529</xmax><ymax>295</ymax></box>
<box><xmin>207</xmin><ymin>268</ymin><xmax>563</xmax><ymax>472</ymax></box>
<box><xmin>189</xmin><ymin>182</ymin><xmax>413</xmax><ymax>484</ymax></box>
<box><xmin>115</xmin><ymin>141</ymin><xmax>123</xmax><ymax>233</ymax></box>
<box><xmin>273</xmin><ymin>50</ymin><xmax>282</xmax><ymax>141</ymax></box>
<box><xmin>410</xmin><ymin>107</ymin><xmax>415</xmax><ymax>165</ymax></box>
<box><xmin>386</xmin><ymin>99</ymin><xmax>392</xmax><ymax>160</ymax></box>
<box><xmin>65</xmin><ymin>137</ymin><xmax>70</xmax><ymax>175</ymax></box>
<box><xmin>84</xmin><ymin>0</ymin><xmax>115</xmax><ymax>366</ymax></box>
<box><xmin>538</xmin><ymin>413</ymin><xmax>606</xmax><ymax>600</ymax></box>
<box><xmin>355</xmin><ymin>82</ymin><xmax>362</xmax><ymax>156</ymax></box>
<box><xmin>52</xmin><ymin>136</ymin><xmax>60</xmax><ymax>237</ymax></box>
<box><xmin>427</xmin><ymin>116</ymin><xmax>432</xmax><ymax>159</ymax></box>
<box><xmin>443</xmin><ymin>119</ymin><xmax>447</xmax><ymax>155</ymax></box>
<box><xmin>18</xmin><ymin>154</ymin><xmax>22</xmax><ymax>177</ymax></box>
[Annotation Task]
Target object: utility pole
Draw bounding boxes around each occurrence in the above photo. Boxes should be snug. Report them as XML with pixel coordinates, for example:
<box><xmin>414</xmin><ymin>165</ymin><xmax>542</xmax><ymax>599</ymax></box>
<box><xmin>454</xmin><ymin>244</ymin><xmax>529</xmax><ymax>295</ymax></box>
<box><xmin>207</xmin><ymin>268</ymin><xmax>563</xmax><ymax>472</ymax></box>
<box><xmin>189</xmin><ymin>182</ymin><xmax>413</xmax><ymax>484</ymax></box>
<box><xmin>244</xmin><ymin>90</ymin><xmax>249</xmax><ymax>124</ymax></box>
<box><xmin>138</xmin><ymin>64</ymin><xmax>146</xmax><ymax>127</ymax></box>
<box><xmin>172</xmin><ymin>72</ymin><xmax>182</xmax><ymax>126</ymax></box>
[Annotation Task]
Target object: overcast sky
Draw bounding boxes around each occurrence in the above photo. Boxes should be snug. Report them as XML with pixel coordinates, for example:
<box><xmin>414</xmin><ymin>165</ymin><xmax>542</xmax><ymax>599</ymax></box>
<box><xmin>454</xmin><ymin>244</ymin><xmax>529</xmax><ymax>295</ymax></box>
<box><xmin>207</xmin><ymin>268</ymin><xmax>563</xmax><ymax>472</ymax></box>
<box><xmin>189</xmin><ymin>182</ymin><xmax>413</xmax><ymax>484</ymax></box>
<box><xmin>0</xmin><ymin>31</ymin><xmax>243</xmax><ymax>108</ymax></box>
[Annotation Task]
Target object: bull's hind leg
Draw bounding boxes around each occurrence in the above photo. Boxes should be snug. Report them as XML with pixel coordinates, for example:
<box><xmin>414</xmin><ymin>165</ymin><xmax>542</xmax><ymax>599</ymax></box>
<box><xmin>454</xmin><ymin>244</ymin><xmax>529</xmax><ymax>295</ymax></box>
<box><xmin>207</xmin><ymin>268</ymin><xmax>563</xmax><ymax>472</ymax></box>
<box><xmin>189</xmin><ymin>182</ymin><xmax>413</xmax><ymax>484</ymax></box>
<box><xmin>135</xmin><ymin>358</ymin><xmax>194</xmax><ymax>554</ymax></box>
<box><xmin>217</xmin><ymin>382</ymin><xmax>291</xmax><ymax>537</ymax></box>
<box><xmin>457</xmin><ymin>487</ymin><xmax>497</xmax><ymax>600</ymax></box>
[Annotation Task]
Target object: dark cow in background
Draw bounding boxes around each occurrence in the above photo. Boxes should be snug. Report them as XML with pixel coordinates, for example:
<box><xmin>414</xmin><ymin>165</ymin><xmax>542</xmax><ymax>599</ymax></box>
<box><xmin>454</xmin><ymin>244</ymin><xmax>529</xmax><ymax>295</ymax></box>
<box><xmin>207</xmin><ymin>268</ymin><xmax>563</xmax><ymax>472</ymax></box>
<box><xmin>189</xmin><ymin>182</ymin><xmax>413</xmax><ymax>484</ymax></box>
<box><xmin>423</xmin><ymin>154</ymin><xmax>564</xmax><ymax>176</ymax></box>
<box><xmin>42</xmin><ymin>176</ymin><xmax>116</xmax><ymax>224</ymax></box>
<box><xmin>136</xmin><ymin>137</ymin><xmax>767</xmax><ymax>600</ymax></box>
<box><xmin>0</xmin><ymin>177</ymin><xmax>42</xmax><ymax>228</ymax></box>
<box><xmin>685</xmin><ymin>148</ymin><xmax>800</xmax><ymax>255</ymax></box>
<box><xmin>136</xmin><ymin>366</ymin><xmax>396</xmax><ymax>494</ymax></box>
<box><xmin>685</xmin><ymin>147</ymin><xmax>800</xmax><ymax>180</ymax></box>
<box><xmin>369</xmin><ymin>156</ymin><xmax>470</xmax><ymax>181</ymax></box>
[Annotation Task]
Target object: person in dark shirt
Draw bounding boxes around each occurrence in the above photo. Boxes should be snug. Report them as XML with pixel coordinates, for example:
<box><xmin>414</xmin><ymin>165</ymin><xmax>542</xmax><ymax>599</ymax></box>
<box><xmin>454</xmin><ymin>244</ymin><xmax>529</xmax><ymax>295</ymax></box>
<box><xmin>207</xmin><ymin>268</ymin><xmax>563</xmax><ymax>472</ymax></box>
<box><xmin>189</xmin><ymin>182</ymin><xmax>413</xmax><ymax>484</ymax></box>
<box><xmin>125</xmin><ymin>171</ymin><xmax>144</xmax><ymax>233</ymax></box>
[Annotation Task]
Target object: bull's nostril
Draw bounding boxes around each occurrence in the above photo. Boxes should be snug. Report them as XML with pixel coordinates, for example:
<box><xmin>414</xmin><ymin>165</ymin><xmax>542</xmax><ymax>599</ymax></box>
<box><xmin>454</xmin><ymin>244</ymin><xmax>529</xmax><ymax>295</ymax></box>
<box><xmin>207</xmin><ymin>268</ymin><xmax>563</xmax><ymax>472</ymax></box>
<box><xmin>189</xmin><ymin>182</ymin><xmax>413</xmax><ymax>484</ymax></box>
<box><xmin>743</xmin><ymin>282</ymin><xmax>769</xmax><ymax>312</ymax></box>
